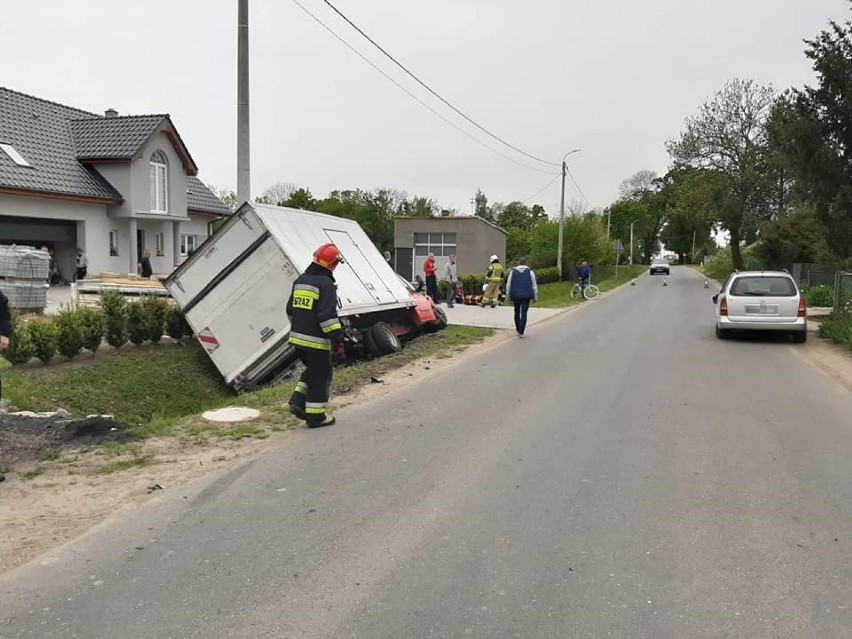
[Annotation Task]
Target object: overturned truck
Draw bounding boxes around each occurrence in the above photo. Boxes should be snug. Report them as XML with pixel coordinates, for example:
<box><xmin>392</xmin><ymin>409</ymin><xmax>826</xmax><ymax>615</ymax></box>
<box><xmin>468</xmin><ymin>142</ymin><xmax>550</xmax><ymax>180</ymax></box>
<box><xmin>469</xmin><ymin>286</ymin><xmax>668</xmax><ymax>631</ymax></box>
<box><xmin>164</xmin><ymin>202</ymin><xmax>446</xmax><ymax>391</ymax></box>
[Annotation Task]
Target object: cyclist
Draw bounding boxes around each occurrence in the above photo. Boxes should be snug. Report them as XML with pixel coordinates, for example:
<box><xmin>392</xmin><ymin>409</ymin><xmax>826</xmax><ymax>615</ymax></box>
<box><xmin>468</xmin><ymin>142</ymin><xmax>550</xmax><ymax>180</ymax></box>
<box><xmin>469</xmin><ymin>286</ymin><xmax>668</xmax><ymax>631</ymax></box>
<box><xmin>578</xmin><ymin>260</ymin><xmax>592</xmax><ymax>297</ymax></box>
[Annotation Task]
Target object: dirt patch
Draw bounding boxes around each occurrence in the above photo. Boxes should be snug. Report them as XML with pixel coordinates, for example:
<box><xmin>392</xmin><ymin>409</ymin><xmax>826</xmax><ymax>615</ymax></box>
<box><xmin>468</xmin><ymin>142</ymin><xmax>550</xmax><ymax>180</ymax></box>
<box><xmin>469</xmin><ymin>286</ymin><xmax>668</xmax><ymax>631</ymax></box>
<box><xmin>793</xmin><ymin>335</ymin><xmax>852</xmax><ymax>396</ymax></box>
<box><xmin>0</xmin><ymin>330</ymin><xmax>508</xmax><ymax>575</ymax></box>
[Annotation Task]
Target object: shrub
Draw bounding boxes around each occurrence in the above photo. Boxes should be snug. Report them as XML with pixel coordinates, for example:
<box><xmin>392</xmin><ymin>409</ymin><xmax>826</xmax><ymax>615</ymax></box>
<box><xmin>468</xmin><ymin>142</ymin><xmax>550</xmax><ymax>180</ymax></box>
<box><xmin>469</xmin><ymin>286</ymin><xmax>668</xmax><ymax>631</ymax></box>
<box><xmin>806</xmin><ymin>285</ymin><xmax>834</xmax><ymax>308</ymax></box>
<box><xmin>459</xmin><ymin>273</ymin><xmax>487</xmax><ymax>295</ymax></box>
<box><xmin>165</xmin><ymin>305</ymin><xmax>186</xmax><ymax>340</ymax></box>
<box><xmin>535</xmin><ymin>266</ymin><xmax>560</xmax><ymax>284</ymax></box>
<box><xmin>819</xmin><ymin>314</ymin><xmax>852</xmax><ymax>347</ymax></box>
<box><xmin>76</xmin><ymin>306</ymin><xmax>105</xmax><ymax>353</ymax></box>
<box><xmin>138</xmin><ymin>296</ymin><xmax>169</xmax><ymax>343</ymax></box>
<box><xmin>126</xmin><ymin>301</ymin><xmax>148</xmax><ymax>346</ymax></box>
<box><xmin>100</xmin><ymin>291</ymin><xmax>128</xmax><ymax>349</ymax></box>
<box><xmin>28</xmin><ymin>319</ymin><xmax>59</xmax><ymax>365</ymax></box>
<box><xmin>1</xmin><ymin>316</ymin><xmax>35</xmax><ymax>366</ymax></box>
<box><xmin>54</xmin><ymin>307</ymin><xmax>84</xmax><ymax>360</ymax></box>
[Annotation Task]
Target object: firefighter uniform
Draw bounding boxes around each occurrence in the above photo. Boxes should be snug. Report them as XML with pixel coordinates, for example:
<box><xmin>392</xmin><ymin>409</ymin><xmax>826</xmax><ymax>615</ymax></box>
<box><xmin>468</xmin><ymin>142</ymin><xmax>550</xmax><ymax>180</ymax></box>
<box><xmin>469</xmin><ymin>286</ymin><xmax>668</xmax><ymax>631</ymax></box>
<box><xmin>287</xmin><ymin>244</ymin><xmax>345</xmax><ymax>427</ymax></box>
<box><xmin>482</xmin><ymin>255</ymin><xmax>503</xmax><ymax>308</ymax></box>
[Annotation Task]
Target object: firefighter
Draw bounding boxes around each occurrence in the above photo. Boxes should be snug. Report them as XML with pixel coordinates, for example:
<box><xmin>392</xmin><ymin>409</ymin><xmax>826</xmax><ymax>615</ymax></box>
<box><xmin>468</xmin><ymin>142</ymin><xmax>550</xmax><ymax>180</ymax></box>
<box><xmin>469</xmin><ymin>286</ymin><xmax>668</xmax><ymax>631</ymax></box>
<box><xmin>287</xmin><ymin>243</ymin><xmax>346</xmax><ymax>428</ymax></box>
<box><xmin>481</xmin><ymin>255</ymin><xmax>504</xmax><ymax>308</ymax></box>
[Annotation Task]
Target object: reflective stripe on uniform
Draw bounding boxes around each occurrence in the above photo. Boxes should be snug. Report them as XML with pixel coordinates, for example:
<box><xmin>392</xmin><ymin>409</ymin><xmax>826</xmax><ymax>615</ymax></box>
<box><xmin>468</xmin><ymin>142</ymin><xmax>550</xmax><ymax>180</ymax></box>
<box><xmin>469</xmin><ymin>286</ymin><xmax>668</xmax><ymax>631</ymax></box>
<box><xmin>487</xmin><ymin>264</ymin><xmax>504</xmax><ymax>282</ymax></box>
<box><xmin>295</xmin><ymin>284</ymin><xmax>320</xmax><ymax>296</ymax></box>
<box><xmin>289</xmin><ymin>332</ymin><xmax>332</xmax><ymax>350</ymax></box>
<box><xmin>305</xmin><ymin>402</ymin><xmax>326</xmax><ymax>415</ymax></box>
<box><xmin>320</xmin><ymin>318</ymin><xmax>342</xmax><ymax>333</ymax></box>
<box><xmin>295</xmin><ymin>382</ymin><xmax>307</xmax><ymax>394</ymax></box>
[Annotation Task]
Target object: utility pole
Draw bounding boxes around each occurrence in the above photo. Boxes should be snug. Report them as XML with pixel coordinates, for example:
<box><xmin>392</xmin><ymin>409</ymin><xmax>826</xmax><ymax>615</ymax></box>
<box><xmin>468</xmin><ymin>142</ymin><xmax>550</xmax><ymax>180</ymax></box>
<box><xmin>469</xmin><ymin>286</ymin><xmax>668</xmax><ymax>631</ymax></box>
<box><xmin>691</xmin><ymin>229</ymin><xmax>696</xmax><ymax>265</ymax></box>
<box><xmin>557</xmin><ymin>149</ymin><xmax>581</xmax><ymax>280</ymax></box>
<box><xmin>237</xmin><ymin>0</ymin><xmax>251</xmax><ymax>206</ymax></box>
<box><xmin>629</xmin><ymin>221</ymin><xmax>635</xmax><ymax>266</ymax></box>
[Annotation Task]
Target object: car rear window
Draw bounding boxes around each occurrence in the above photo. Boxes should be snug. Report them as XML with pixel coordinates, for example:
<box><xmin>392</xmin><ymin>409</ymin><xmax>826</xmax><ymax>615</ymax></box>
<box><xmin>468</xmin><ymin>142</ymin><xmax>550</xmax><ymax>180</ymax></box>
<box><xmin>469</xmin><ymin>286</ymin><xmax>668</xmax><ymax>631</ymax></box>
<box><xmin>729</xmin><ymin>276</ymin><xmax>797</xmax><ymax>297</ymax></box>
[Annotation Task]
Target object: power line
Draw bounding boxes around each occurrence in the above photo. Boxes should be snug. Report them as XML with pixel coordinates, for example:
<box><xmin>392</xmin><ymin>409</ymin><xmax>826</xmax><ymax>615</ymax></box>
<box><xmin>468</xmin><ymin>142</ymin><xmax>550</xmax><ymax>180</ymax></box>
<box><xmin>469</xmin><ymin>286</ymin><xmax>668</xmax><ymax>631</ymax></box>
<box><xmin>290</xmin><ymin>0</ymin><xmax>554</xmax><ymax>174</ymax></box>
<box><xmin>564</xmin><ymin>165</ymin><xmax>595</xmax><ymax>209</ymax></box>
<box><xmin>522</xmin><ymin>173</ymin><xmax>561</xmax><ymax>204</ymax></box>
<box><xmin>319</xmin><ymin>0</ymin><xmax>560</xmax><ymax>169</ymax></box>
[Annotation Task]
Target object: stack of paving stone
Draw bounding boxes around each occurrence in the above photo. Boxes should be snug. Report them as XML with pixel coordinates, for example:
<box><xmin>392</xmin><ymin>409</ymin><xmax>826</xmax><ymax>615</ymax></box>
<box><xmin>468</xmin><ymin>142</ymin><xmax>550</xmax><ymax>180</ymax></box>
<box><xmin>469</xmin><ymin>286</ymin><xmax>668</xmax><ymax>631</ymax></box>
<box><xmin>0</xmin><ymin>244</ymin><xmax>50</xmax><ymax>312</ymax></box>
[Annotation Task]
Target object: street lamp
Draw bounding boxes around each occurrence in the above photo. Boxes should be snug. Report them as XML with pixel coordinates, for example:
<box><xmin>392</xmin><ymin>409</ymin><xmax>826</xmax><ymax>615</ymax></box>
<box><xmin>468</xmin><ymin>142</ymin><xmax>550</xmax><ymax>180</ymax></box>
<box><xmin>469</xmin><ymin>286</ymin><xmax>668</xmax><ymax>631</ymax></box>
<box><xmin>557</xmin><ymin>149</ymin><xmax>582</xmax><ymax>279</ymax></box>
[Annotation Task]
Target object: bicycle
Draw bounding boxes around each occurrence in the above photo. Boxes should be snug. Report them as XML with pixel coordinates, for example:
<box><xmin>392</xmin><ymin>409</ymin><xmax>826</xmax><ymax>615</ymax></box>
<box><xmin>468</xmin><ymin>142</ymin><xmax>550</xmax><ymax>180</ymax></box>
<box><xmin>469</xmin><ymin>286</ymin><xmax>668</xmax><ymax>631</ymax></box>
<box><xmin>570</xmin><ymin>278</ymin><xmax>600</xmax><ymax>300</ymax></box>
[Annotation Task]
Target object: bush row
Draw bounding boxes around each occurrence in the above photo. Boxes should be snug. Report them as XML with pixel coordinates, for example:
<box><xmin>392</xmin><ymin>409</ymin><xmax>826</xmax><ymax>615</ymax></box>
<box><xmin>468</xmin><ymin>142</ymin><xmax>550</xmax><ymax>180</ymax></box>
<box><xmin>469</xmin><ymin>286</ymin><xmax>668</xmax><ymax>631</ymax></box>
<box><xmin>1</xmin><ymin>291</ymin><xmax>192</xmax><ymax>366</ymax></box>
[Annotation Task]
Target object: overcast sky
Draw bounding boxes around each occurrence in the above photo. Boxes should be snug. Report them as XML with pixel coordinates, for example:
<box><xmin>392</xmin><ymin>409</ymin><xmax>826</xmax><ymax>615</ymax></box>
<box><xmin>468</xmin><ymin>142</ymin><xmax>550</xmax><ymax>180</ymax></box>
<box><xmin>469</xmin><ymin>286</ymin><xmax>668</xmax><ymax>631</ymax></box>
<box><xmin>1</xmin><ymin>0</ymin><xmax>848</xmax><ymax>215</ymax></box>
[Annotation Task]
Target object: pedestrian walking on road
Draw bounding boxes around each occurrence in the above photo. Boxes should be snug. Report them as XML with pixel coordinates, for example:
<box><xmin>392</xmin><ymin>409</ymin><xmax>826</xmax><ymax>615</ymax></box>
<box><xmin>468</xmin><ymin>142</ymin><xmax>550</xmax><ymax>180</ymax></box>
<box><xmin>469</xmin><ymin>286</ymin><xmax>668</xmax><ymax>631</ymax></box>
<box><xmin>286</xmin><ymin>243</ymin><xmax>346</xmax><ymax>428</ymax></box>
<box><xmin>481</xmin><ymin>255</ymin><xmax>503</xmax><ymax>308</ymax></box>
<box><xmin>506</xmin><ymin>257</ymin><xmax>538</xmax><ymax>337</ymax></box>
<box><xmin>444</xmin><ymin>254</ymin><xmax>458</xmax><ymax>307</ymax></box>
<box><xmin>423</xmin><ymin>252</ymin><xmax>439</xmax><ymax>302</ymax></box>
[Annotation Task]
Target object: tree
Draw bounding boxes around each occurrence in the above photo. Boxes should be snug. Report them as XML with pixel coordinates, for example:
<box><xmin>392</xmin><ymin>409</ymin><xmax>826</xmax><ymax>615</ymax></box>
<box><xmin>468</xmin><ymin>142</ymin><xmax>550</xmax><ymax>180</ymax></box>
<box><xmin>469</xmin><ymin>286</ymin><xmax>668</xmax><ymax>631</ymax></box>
<box><xmin>497</xmin><ymin>201</ymin><xmax>536</xmax><ymax>231</ymax></box>
<box><xmin>767</xmin><ymin>9</ymin><xmax>852</xmax><ymax>258</ymax></box>
<box><xmin>474</xmin><ymin>189</ymin><xmax>495</xmax><ymax>223</ymax></box>
<box><xmin>618</xmin><ymin>170</ymin><xmax>658</xmax><ymax>201</ymax></box>
<box><xmin>281</xmin><ymin>187</ymin><xmax>317</xmax><ymax>210</ymax></box>
<box><xmin>206</xmin><ymin>184</ymin><xmax>238</xmax><ymax>211</ymax></box>
<box><xmin>757</xmin><ymin>206</ymin><xmax>833</xmax><ymax>265</ymax></box>
<box><xmin>257</xmin><ymin>181</ymin><xmax>299</xmax><ymax>205</ymax></box>
<box><xmin>667</xmin><ymin>78</ymin><xmax>777</xmax><ymax>269</ymax></box>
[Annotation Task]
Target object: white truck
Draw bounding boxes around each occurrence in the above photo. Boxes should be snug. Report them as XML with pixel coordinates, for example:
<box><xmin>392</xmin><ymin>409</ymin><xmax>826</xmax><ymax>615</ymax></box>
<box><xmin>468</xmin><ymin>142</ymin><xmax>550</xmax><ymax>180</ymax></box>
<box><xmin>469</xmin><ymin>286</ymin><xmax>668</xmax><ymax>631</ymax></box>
<box><xmin>164</xmin><ymin>202</ymin><xmax>446</xmax><ymax>391</ymax></box>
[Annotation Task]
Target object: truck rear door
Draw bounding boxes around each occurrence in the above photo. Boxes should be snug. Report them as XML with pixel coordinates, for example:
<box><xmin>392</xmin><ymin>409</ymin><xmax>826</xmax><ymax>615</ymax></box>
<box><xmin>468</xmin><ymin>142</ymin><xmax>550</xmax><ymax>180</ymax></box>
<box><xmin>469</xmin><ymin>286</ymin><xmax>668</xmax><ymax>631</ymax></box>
<box><xmin>324</xmin><ymin>229</ymin><xmax>402</xmax><ymax>307</ymax></box>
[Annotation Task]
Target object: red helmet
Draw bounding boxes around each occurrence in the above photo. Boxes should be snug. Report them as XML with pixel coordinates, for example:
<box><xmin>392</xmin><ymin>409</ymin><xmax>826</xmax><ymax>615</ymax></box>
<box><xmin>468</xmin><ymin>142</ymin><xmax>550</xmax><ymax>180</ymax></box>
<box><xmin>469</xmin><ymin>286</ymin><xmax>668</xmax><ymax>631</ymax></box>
<box><xmin>313</xmin><ymin>243</ymin><xmax>344</xmax><ymax>271</ymax></box>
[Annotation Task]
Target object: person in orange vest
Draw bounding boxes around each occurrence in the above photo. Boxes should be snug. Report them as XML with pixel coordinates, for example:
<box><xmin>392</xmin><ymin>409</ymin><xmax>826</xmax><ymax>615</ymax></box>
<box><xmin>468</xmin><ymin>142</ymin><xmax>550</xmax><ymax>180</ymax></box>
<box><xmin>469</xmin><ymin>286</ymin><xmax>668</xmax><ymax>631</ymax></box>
<box><xmin>480</xmin><ymin>255</ymin><xmax>503</xmax><ymax>308</ymax></box>
<box><xmin>423</xmin><ymin>252</ymin><xmax>438</xmax><ymax>302</ymax></box>
<box><xmin>287</xmin><ymin>243</ymin><xmax>346</xmax><ymax>428</ymax></box>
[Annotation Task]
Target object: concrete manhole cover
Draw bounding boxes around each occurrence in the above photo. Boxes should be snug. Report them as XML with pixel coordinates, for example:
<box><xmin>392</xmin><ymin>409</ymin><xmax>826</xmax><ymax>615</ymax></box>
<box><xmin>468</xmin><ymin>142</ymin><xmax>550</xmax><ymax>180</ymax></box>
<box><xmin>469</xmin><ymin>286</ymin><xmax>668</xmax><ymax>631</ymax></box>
<box><xmin>201</xmin><ymin>407</ymin><xmax>261</xmax><ymax>423</ymax></box>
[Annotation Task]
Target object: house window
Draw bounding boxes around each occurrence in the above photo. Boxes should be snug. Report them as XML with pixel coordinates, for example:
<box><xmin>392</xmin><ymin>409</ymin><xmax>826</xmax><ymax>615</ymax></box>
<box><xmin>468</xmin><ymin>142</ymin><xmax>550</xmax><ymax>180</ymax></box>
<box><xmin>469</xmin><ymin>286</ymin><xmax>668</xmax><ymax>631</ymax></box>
<box><xmin>180</xmin><ymin>234</ymin><xmax>197</xmax><ymax>257</ymax></box>
<box><xmin>0</xmin><ymin>143</ymin><xmax>32</xmax><ymax>167</ymax></box>
<box><xmin>413</xmin><ymin>232</ymin><xmax>457</xmax><ymax>257</ymax></box>
<box><xmin>149</xmin><ymin>150</ymin><xmax>168</xmax><ymax>213</ymax></box>
<box><xmin>109</xmin><ymin>230</ymin><xmax>119</xmax><ymax>256</ymax></box>
<box><xmin>155</xmin><ymin>232</ymin><xmax>165</xmax><ymax>257</ymax></box>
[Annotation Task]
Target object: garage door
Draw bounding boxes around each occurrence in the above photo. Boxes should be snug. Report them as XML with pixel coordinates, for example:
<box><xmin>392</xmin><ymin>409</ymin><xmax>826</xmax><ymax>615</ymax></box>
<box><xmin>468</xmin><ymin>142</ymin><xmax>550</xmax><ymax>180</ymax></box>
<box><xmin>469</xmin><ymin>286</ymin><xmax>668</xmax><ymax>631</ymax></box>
<box><xmin>0</xmin><ymin>216</ymin><xmax>77</xmax><ymax>244</ymax></box>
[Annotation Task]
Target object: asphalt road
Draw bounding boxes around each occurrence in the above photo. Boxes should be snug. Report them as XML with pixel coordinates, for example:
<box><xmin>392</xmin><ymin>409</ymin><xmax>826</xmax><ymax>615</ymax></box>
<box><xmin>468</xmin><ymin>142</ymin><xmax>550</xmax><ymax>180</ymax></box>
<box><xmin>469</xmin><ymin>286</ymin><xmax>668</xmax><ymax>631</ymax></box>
<box><xmin>4</xmin><ymin>267</ymin><xmax>852</xmax><ymax>638</ymax></box>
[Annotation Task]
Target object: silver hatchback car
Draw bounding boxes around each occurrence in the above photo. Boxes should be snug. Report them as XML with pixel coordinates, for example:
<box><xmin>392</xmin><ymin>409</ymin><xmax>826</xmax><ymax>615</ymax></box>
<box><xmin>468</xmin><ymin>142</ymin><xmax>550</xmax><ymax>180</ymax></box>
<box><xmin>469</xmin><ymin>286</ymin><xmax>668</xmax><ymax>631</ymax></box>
<box><xmin>712</xmin><ymin>271</ymin><xmax>807</xmax><ymax>342</ymax></box>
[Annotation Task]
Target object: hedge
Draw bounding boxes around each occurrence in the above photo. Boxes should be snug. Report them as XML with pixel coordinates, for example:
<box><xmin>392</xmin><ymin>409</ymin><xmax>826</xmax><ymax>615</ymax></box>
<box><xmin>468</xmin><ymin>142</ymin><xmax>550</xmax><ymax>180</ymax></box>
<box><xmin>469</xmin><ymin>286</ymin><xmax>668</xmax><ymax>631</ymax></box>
<box><xmin>0</xmin><ymin>296</ymin><xmax>192</xmax><ymax>368</ymax></box>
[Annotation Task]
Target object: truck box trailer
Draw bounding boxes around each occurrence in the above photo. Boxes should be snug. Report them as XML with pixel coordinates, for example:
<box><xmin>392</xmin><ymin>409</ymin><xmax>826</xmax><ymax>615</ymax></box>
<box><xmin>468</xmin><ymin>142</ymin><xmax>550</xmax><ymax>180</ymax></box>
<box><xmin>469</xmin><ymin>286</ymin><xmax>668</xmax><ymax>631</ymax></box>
<box><xmin>164</xmin><ymin>202</ymin><xmax>445</xmax><ymax>391</ymax></box>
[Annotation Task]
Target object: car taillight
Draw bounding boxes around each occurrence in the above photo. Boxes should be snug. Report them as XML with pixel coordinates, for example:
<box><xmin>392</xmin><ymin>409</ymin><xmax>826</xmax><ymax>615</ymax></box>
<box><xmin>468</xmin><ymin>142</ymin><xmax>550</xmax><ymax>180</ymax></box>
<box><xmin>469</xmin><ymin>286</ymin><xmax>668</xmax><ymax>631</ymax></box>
<box><xmin>719</xmin><ymin>295</ymin><xmax>728</xmax><ymax>317</ymax></box>
<box><xmin>798</xmin><ymin>295</ymin><xmax>807</xmax><ymax>317</ymax></box>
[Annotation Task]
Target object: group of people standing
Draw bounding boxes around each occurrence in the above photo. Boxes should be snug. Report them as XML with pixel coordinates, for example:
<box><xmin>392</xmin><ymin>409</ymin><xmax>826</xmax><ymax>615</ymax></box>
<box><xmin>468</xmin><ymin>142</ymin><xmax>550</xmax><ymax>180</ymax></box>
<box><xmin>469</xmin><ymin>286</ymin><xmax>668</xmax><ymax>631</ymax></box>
<box><xmin>422</xmin><ymin>253</ymin><xmax>539</xmax><ymax>337</ymax></box>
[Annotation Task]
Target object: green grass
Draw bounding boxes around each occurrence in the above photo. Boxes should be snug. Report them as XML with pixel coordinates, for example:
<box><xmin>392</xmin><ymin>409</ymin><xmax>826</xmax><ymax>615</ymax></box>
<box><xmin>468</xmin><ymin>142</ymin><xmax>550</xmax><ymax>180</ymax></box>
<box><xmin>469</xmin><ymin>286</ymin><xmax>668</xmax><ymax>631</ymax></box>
<box><xmin>38</xmin><ymin>449</ymin><xmax>61</xmax><ymax>462</ymax></box>
<box><xmin>1</xmin><ymin>342</ymin><xmax>234</xmax><ymax>426</ymax></box>
<box><xmin>531</xmin><ymin>265</ymin><xmax>647</xmax><ymax>308</ymax></box>
<box><xmin>819</xmin><ymin>314</ymin><xmax>852</xmax><ymax>351</ymax></box>
<box><xmin>24</xmin><ymin>467</ymin><xmax>44</xmax><ymax>479</ymax></box>
<box><xmin>0</xmin><ymin>325</ymin><xmax>494</xmax><ymax>444</ymax></box>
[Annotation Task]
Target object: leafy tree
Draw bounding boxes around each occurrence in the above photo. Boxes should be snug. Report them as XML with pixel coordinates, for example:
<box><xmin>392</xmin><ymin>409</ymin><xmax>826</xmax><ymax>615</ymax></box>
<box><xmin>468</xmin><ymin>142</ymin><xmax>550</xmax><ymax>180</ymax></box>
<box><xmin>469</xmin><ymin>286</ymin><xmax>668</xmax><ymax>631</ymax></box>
<box><xmin>757</xmin><ymin>206</ymin><xmax>833</xmax><ymax>265</ymax></box>
<box><xmin>474</xmin><ymin>189</ymin><xmax>496</xmax><ymax>223</ymax></box>
<box><xmin>505</xmin><ymin>228</ymin><xmax>531</xmax><ymax>263</ymax></box>
<box><xmin>767</xmin><ymin>9</ymin><xmax>852</xmax><ymax>258</ymax></box>
<box><xmin>667</xmin><ymin>79</ymin><xmax>777</xmax><ymax>269</ymax></box>
<box><xmin>280</xmin><ymin>187</ymin><xmax>317</xmax><ymax>210</ymax></box>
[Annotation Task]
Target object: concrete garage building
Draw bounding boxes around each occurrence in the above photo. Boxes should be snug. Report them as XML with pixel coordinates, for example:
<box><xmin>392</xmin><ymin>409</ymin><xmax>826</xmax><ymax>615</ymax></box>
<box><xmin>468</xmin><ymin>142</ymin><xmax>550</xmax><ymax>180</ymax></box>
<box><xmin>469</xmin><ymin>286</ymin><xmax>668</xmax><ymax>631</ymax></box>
<box><xmin>0</xmin><ymin>88</ymin><xmax>230</xmax><ymax>281</ymax></box>
<box><xmin>393</xmin><ymin>215</ymin><xmax>507</xmax><ymax>281</ymax></box>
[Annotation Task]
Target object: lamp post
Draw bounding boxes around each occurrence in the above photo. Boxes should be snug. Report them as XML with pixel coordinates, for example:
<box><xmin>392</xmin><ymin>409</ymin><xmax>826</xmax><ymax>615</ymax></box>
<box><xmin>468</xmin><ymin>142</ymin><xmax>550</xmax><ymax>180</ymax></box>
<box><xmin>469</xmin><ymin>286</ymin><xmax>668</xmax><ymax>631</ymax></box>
<box><xmin>557</xmin><ymin>149</ymin><xmax>582</xmax><ymax>279</ymax></box>
<box><xmin>629</xmin><ymin>220</ymin><xmax>637</xmax><ymax>265</ymax></box>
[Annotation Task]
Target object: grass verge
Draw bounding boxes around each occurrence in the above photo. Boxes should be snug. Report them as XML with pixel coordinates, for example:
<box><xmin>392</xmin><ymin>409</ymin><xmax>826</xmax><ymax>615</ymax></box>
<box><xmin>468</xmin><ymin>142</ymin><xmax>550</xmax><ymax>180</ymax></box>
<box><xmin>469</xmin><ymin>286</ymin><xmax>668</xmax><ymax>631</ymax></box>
<box><xmin>818</xmin><ymin>314</ymin><xmax>852</xmax><ymax>351</ymax></box>
<box><xmin>531</xmin><ymin>265</ymin><xmax>647</xmax><ymax>308</ymax></box>
<box><xmin>2</xmin><ymin>326</ymin><xmax>494</xmax><ymax>453</ymax></box>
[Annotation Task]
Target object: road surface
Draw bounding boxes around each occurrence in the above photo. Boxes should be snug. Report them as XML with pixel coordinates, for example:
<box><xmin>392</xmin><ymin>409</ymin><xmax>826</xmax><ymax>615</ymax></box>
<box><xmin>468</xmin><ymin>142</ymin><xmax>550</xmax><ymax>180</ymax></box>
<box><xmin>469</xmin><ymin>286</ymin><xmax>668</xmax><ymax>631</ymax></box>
<box><xmin>3</xmin><ymin>267</ymin><xmax>852</xmax><ymax>638</ymax></box>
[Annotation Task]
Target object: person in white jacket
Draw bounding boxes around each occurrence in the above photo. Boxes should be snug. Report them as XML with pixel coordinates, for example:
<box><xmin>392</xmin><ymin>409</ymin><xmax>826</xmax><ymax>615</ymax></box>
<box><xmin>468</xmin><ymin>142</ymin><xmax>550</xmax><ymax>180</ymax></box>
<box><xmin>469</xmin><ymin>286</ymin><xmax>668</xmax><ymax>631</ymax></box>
<box><xmin>444</xmin><ymin>255</ymin><xmax>458</xmax><ymax>307</ymax></box>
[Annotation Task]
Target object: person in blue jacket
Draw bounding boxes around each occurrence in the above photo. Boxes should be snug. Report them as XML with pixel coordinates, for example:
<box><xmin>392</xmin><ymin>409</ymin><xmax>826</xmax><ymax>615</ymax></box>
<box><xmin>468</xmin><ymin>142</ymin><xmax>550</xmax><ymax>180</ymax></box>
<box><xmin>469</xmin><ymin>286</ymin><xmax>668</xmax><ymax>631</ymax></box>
<box><xmin>506</xmin><ymin>257</ymin><xmax>538</xmax><ymax>337</ymax></box>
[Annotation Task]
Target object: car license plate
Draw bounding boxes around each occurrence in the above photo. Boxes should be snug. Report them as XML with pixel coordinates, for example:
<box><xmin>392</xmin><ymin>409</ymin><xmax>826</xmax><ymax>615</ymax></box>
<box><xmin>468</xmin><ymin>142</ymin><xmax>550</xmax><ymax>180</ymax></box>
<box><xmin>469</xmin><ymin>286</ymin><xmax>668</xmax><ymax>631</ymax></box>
<box><xmin>745</xmin><ymin>303</ymin><xmax>779</xmax><ymax>315</ymax></box>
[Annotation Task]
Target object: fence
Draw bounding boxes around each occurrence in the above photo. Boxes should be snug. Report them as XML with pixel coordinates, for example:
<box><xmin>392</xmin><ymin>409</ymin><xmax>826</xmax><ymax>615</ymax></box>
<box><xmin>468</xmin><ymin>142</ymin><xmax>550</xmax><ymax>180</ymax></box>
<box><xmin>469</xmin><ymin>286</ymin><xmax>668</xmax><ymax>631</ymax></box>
<box><xmin>835</xmin><ymin>272</ymin><xmax>852</xmax><ymax>316</ymax></box>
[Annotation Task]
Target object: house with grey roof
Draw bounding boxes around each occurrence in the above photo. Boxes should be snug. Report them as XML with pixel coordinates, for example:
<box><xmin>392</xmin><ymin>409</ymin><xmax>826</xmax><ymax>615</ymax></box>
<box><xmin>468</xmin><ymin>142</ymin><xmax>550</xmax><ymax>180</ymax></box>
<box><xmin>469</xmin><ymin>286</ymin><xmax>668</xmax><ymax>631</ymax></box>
<box><xmin>0</xmin><ymin>87</ymin><xmax>231</xmax><ymax>281</ymax></box>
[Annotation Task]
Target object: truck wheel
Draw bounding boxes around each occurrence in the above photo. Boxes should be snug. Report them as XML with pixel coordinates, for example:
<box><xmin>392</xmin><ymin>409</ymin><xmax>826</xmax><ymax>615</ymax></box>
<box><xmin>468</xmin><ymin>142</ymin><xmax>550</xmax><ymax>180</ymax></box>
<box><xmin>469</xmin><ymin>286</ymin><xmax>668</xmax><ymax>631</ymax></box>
<box><xmin>370</xmin><ymin>322</ymin><xmax>401</xmax><ymax>355</ymax></box>
<box><xmin>425</xmin><ymin>305</ymin><xmax>448</xmax><ymax>332</ymax></box>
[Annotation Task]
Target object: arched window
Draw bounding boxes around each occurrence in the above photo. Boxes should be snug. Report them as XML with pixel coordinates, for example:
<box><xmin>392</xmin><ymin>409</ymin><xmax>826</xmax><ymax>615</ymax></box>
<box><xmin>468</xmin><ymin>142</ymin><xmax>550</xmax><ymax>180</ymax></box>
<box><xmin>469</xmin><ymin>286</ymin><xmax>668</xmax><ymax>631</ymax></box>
<box><xmin>149</xmin><ymin>151</ymin><xmax>168</xmax><ymax>212</ymax></box>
